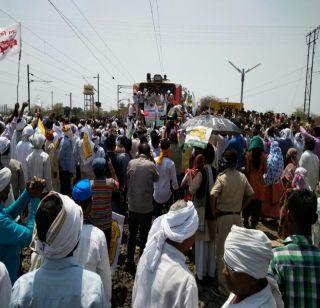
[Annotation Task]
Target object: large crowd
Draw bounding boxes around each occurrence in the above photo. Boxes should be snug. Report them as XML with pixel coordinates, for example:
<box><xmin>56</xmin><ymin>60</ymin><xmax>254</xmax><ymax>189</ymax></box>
<box><xmin>0</xmin><ymin>99</ymin><xmax>319</xmax><ymax>308</ymax></box>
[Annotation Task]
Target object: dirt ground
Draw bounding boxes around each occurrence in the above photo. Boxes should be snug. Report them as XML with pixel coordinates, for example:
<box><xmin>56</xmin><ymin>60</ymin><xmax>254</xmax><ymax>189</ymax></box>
<box><xmin>110</xmin><ymin>219</ymin><xmax>279</xmax><ymax>308</ymax></box>
<box><xmin>21</xmin><ymin>219</ymin><xmax>279</xmax><ymax>308</ymax></box>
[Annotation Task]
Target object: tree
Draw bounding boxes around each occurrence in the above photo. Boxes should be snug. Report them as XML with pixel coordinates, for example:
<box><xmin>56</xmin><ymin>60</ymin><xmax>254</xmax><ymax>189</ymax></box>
<box><xmin>293</xmin><ymin>107</ymin><xmax>305</xmax><ymax>119</ymax></box>
<box><xmin>71</xmin><ymin>107</ymin><xmax>84</xmax><ymax>117</ymax></box>
<box><xmin>199</xmin><ymin>95</ymin><xmax>221</xmax><ymax>113</ymax></box>
<box><xmin>52</xmin><ymin>103</ymin><xmax>64</xmax><ymax>116</ymax></box>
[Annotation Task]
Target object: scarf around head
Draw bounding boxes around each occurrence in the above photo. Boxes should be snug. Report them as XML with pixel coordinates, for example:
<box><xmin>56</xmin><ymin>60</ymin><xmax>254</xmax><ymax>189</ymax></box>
<box><xmin>292</xmin><ymin>167</ymin><xmax>311</xmax><ymax>190</ymax></box>
<box><xmin>143</xmin><ymin>201</ymin><xmax>198</xmax><ymax>271</ymax></box>
<box><xmin>247</xmin><ymin>136</ymin><xmax>265</xmax><ymax>152</ymax></box>
<box><xmin>224</xmin><ymin>225</ymin><xmax>273</xmax><ymax>279</ymax></box>
<box><xmin>35</xmin><ymin>192</ymin><xmax>83</xmax><ymax>259</ymax></box>
<box><xmin>264</xmin><ymin>141</ymin><xmax>284</xmax><ymax>185</ymax></box>
<box><xmin>0</xmin><ymin>167</ymin><xmax>11</xmax><ymax>192</ymax></box>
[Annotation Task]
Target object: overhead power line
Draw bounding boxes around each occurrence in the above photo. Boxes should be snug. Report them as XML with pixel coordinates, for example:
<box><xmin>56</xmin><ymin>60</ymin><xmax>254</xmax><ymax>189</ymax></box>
<box><xmin>22</xmin><ymin>41</ymin><xmax>93</xmax><ymax>82</ymax></box>
<box><xmin>148</xmin><ymin>0</ymin><xmax>164</xmax><ymax>74</ymax></box>
<box><xmin>70</xmin><ymin>0</ymin><xmax>135</xmax><ymax>83</ymax></box>
<box><xmin>0</xmin><ymin>75</ymin><xmax>82</xmax><ymax>100</ymax></box>
<box><xmin>47</xmin><ymin>0</ymin><xmax>116</xmax><ymax>81</ymax></box>
<box><xmin>0</xmin><ymin>7</ymin><xmax>94</xmax><ymax>81</ymax></box>
<box><xmin>245</xmin><ymin>77</ymin><xmax>305</xmax><ymax>99</ymax></box>
<box><xmin>155</xmin><ymin>0</ymin><xmax>164</xmax><ymax>72</ymax></box>
<box><xmin>228</xmin><ymin>65</ymin><xmax>307</xmax><ymax>99</ymax></box>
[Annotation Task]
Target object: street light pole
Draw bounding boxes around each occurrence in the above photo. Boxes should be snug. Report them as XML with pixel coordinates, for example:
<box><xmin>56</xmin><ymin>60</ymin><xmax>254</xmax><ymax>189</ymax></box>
<box><xmin>69</xmin><ymin>92</ymin><xmax>72</xmax><ymax>115</ymax></box>
<box><xmin>228</xmin><ymin>61</ymin><xmax>261</xmax><ymax>109</ymax></box>
<box><xmin>117</xmin><ymin>84</ymin><xmax>120</xmax><ymax>110</ymax></box>
<box><xmin>240</xmin><ymin>69</ymin><xmax>245</xmax><ymax>104</ymax></box>
<box><xmin>27</xmin><ymin>64</ymin><xmax>30</xmax><ymax>112</ymax></box>
<box><xmin>51</xmin><ymin>91</ymin><xmax>54</xmax><ymax>110</ymax></box>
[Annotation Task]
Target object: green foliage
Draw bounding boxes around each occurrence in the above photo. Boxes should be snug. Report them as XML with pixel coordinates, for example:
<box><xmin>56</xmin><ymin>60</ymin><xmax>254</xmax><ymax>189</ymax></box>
<box><xmin>71</xmin><ymin>107</ymin><xmax>84</xmax><ymax>117</ymax></box>
<box><xmin>51</xmin><ymin>103</ymin><xmax>64</xmax><ymax>116</ymax></box>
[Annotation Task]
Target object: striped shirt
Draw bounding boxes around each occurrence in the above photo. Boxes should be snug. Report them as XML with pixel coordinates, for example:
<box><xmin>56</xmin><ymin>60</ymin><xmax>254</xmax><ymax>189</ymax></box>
<box><xmin>268</xmin><ymin>235</ymin><xmax>320</xmax><ymax>308</ymax></box>
<box><xmin>91</xmin><ymin>178</ymin><xmax>119</xmax><ymax>230</ymax></box>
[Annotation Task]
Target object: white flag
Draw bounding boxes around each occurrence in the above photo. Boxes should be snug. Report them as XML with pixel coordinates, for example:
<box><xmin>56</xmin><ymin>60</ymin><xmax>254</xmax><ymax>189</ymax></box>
<box><xmin>0</xmin><ymin>23</ymin><xmax>21</xmax><ymax>61</ymax></box>
<box><xmin>192</xmin><ymin>92</ymin><xmax>198</xmax><ymax>116</ymax></box>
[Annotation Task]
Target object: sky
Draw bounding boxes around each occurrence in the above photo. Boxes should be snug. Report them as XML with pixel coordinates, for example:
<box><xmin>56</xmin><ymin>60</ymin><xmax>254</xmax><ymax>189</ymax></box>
<box><xmin>0</xmin><ymin>0</ymin><xmax>320</xmax><ymax>114</ymax></box>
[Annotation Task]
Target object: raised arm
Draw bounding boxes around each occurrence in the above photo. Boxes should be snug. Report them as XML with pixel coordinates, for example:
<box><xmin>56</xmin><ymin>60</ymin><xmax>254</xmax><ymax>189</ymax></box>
<box><xmin>3</xmin><ymin>189</ymin><xmax>30</xmax><ymax>220</ymax></box>
<box><xmin>1</xmin><ymin>103</ymin><xmax>19</xmax><ymax>140</ymax></box>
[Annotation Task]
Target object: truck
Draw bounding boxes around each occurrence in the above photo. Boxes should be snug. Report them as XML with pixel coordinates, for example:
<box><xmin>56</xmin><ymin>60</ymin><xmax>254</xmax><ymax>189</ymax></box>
<box><xmin>133</xmin><ymin>74</ymin><xmax>182</xmax><ymax>125</ymax></box>
<box><xmin>133</xmin><ymin>74</ymin><xmax>182</xmax><ymax>105</ymax></box>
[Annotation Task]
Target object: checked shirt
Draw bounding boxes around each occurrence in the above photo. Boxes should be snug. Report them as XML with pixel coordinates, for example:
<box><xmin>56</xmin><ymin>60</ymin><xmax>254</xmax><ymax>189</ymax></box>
<box><xmin>268</xmin><ymin>235</ymin><xmax>320</xmax><ymax>308</ymax></box>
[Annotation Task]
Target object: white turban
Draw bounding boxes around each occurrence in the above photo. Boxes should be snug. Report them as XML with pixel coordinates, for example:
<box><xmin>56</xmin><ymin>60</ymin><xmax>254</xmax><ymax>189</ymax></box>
<box><xmin>0</xmin><ymin>137</ymin><xmax>10</xmax><ymax>155</ymax></box>
<box><xmin>31</xmin><ymin>133</ymin><xmax>46</xmax><ymax>149</ymax></box>
<box><xmin>224</xmin><ymin>225</ymin><xmax>273</xmax><ymax>279</ymax></box>
<box><xmin>22</xmin><ymin>125</ymin><xmax>34</xmax><ymax>138</ymax></box>
<box><xmin>143</xmin><ymin>201</ymin><xmax>198</xmax><ymax>272</ymax></box>
<box><xmin>80</xmin><ymin>127</ymin><xmax>89</xmax><ymax>136</ymax></box>
<box><xmin>0</xmin><ymin>167</ymin><xmax>12</xmax><ymax>192</ymax></box>
<box><xmin>35</xmin><ymin>193</ymin><xmax>83</xmax><ymax>259</ymax></box>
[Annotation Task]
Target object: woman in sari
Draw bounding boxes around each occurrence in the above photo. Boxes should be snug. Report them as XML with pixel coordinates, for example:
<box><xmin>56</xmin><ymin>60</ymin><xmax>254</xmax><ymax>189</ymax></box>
<box><xmin>278</xmin><ymin>148</ymin><xmax>298</xmax><ymax>238</ymax></box>
<box><xmin>261</xmin><ymin>141</ymin><xmax>284</xmax><ymax>219</ymax></box>
<box><xmin>281</xmin><ymin>148</ymin><xmax>298</xmax><ymax>189</ymax></box>
<box><xmin>244</xmin><ymin>136</ymin><xmax>267</xmax><ymax>229</ymax></box>
<box><xmin>279</xmin><ymin>166</ymin><xmax>310</xmax><ymax>239</ymax></box>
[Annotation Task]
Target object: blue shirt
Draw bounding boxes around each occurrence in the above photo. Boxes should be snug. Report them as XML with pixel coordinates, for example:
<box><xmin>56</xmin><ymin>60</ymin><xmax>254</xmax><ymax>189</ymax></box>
<box><xmin>227</xmin><ymin>134</ymin><xmax>245</xmax><ymax>170</ymax></box>
<box><xmin>0</xmin><ymin>190</ymin><xmax>40</xmax><ymax>283</ymax></box>
<box><xmin>10</xmin><ymin>257</ymin><xmax>107</xmax><ymax>308</ymax></box>
<box><xmin>59</xmin><ymin>136</ymin><xmax>74</xmax><ymax>173</ymax></box>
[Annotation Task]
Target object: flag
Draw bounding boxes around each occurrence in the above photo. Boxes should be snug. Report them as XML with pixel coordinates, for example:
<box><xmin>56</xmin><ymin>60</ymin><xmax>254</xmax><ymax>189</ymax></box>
<box><xmin>0</xmin><ymin>23</ymin><xmax>21</xmax><ymax>61</ymax></box>
<box><xmin>37</xmin><ymin>118</ymin><xmax>46</xmax><ymax>136</ymax></box>
<box><xmin>192</xmin><ymin>92</ymin><xmax>198</xmax><ymax>116</ymax></box>
<box><xmin>82</xmin><ymin>133</ymin><xmax>93</xmax><ymax>160</ymax></box>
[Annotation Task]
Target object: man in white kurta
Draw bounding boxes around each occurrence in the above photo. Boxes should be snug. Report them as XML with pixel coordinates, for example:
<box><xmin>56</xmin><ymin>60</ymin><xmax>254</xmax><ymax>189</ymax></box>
<box><xmin>73</xmin><ymin>130</ymin><xmax>95</xmax><ymax>179</ymax></box>
<box><xmin>299</xmin><ymin>138</ymin><xmax>319</xmax><ymax>191</ymax></box>
<box><xmin>0</xmin><ymin>261</ymin><xmax>11</xmax><ymax>307</ymax></box>
<box><xmin>16</xmin><ymin>125</ymin><xmax>34</xmax><ymax>183</ymax></box>
<box><xmin>72</xmin><ymin>179</ymin><xmax>112</xmax><ymax>307</ymax></box>
<box><xmin>44</xmin><ymin>132</ymin><xmax>60</xmax><ymax>192</ymax></box>
<box><xmin>26</xmin><ymin>133</ymin><xmax>52</xmax><ymax>192</ymax></box>
<box><xmin>132</xmin><ymin>200</ymin><xmax>199</xmax><ymax>308</ymax></box>
<box><xmin>221</xmin><ymin>226</ymin><xmax>280</xmax><ymax>308</ymax></box>
<box><xmin>10</xmin><ymin>192</ymin><xmax>106</xmax><ymax>308</ymax></box>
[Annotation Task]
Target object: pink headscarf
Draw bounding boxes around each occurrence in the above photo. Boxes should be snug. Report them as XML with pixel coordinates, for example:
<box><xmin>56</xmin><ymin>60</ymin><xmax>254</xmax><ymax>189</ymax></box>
<box><xmin>292</xmin><ymin>167</ymin><xmax>311</xmax><ymax>190</ymax></box>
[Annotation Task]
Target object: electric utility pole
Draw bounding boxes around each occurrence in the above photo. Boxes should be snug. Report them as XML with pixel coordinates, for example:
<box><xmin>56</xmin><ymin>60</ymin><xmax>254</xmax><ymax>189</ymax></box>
<box><xmin>303</xmin><ymin>25</ymin><xmax>320</xmax><ymax>118</ymax></box>
<box><xmin>27</xmin><ymin>64</ymin><xmax>52</xmax><ymax>113</ymax></box>
<box><xmin>51</xmin><ymin>91</ymin><xmax>54</xmax><ymax>110</ymax></box>
<box><xmin>228</xmin><ymin>61</ymin><xmax>261</xmax><ymax>109</ymax></box>
<box><xmin>96</xmin><ymin>74</ymin><xmax>100</xmax><ymax>117</ymax></box>
<box><xmin>27</xmin><ymin>64</ymin><xmax>30</xmax><ymax>112</ymax></box>
<box><xmin>69</xmin><ymin>92</ymin><xmax>72</xmax><ymax>113</ymax></box>
<box><xmin>97</xmin><ymin>73</ymin><xmax>100</xmax><ymax>103</ymax></box>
